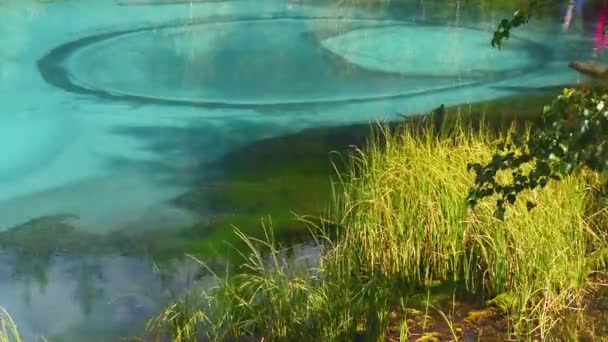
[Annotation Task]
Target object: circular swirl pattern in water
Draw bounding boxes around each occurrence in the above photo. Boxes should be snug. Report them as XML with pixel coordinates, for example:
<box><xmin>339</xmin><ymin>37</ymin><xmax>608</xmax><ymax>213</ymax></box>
<box><xmin>40</xmin><ymin>17</ymin><xmax>551</xmax><ymax>108</ymax></box>
<box><xmin>321</xmin><ymin>25</ymin><xmax>538</xmax><ymax>76</ymax></box>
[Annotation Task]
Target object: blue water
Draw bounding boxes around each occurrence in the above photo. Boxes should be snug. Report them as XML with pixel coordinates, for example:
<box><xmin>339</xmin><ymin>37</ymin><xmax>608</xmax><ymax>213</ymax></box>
<box><xmin>0</xmin><ymin>0</ymin><xmax>600</xmax><ymax>340</ymax></box>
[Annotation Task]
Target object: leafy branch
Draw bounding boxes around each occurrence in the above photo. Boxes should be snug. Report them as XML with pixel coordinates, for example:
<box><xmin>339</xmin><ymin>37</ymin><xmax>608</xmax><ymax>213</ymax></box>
<box><xmin>491</xmin><ymin>10</ymin><xmax>530</xmax><ymax>48</ymax></box>
<box><xmin>467</xmin><ymin>88</ymin><xmax>608</xmax><ymax>219</ymax></box>
<box><xmin>491</xmin><ymin>1</ymin><xmax>540</xmax><ymax>49</ymax></box>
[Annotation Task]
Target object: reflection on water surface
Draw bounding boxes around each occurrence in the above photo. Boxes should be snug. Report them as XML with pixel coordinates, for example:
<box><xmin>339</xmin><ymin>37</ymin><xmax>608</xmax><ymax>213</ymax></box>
<box><xmin>0</xmin><ymin>0</ymin><xmax>603</xmax><ymax>339</ymax></box>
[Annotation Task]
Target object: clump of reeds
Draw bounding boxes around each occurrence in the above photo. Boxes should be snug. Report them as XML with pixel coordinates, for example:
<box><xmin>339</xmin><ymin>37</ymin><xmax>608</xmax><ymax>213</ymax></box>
<box><xmin>0</xmin><ymin>307</ymin><xmax>21</xmax><ymax>342</ymax></box>
<box><xmin>333</xmin><ymin>118</ymin><xmax>608</xmax><ymax>338</ymax></box>
<box><xmin>148</xmin><ymin>117</ymin><xmax>608</xmax><ymax>341</ymax></box>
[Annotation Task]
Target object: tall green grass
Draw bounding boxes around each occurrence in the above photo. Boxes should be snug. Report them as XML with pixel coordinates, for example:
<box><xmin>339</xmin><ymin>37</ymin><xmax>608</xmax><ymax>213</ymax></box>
<box><xmin>333</xmin><ymin>120</ymin><xmax>608</xmax><ymax>338</ymax></box>
<box><xmin>146</xmin><ymin>224</ymin><xmax>350</xmax><ymax>341</ymax></box>
<box><xmin>0</xmin><ymin>307</ymin><xmax>21</xmax><ymax>342</ymax></box>
<box><xmin>148</xmin><ymin>118</ymin><xmax>608</xmax><ymax>341</ymax></box>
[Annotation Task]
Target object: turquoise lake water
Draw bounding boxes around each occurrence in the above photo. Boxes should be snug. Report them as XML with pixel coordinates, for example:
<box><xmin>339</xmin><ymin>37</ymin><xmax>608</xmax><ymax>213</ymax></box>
<box><xmin>0</xmin><ymin>0</ymin><xmax>601</xmax><ymax>339</ymax></box>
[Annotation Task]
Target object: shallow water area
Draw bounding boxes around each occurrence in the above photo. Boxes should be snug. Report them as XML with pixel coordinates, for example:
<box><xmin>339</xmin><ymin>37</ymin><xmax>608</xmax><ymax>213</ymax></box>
<box><xmin>0</xmin><ymin>249</ymin><xmax>192</xmax><ymax>341</ymax></box>
<box><xmin>0</xmin><ymin>0</ymin><xmax>589</xmax><ymax>230</ymax></box>
<box><xmin>0</xmin><ymin>0</ymin><xmax>602</xmax><ymax>339</ymax></box>
<box><xmin>63</xmin><ymin>17</ymin><xmax>542</xmax><ymax>105</ymax></box>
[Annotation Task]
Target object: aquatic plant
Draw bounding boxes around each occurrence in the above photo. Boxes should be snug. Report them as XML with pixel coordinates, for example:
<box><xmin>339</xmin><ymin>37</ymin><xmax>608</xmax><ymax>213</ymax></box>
<box><xmin>334</xmin><ymin>119</ymin><xmax>608</xmax><ymax>338</ymax></box>
<box><xmin>0</xmin><ymin>307</ymin><xmax>21</xmax><ymax>342</ymax></box>
<box><xmin>146</xmin><ymin>224</ymin><xmax>339</xmax><ymax>341</ymax></box>
<box><xmin>148</xmin><ymin>117</ymin><xmax>608</xmax><ymax>340</ymax></box>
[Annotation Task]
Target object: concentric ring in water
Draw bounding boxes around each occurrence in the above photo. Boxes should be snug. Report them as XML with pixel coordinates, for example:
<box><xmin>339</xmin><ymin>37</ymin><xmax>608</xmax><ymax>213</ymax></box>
<box><xmin>42</xmin><ymin>17</ymin><xmax>551</xmax><ymax>107</ymax></box>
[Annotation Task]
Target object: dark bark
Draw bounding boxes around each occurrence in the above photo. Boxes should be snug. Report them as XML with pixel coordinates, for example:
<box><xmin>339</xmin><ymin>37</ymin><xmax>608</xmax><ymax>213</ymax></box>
<box><xmin>569</xmin><ymin>60</ymin><xmax>608</xmax><ymax>78</ymax></box>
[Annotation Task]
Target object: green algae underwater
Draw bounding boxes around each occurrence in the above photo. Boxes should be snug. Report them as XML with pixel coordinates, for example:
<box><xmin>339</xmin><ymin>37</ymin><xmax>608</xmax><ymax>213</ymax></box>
<box><xmin>8</xmin><ymin>89</ymin><xmax>608</xmax><ymax>341</ymax></box>
<box><xmin>142</xmin><ymin>90</ymin><xmax>608</xmax><ymax>341</ymax></box>
<box><xmin>0</xmin><ymin>90</ymin><xmax>561</xmax><ymax>277</ymax></box>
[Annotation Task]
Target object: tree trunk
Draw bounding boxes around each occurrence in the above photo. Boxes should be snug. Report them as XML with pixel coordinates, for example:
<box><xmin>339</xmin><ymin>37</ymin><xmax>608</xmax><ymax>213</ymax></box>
<box><xmin>569</xmin><ymin>60</ymin><xmax>608</xmax><ymax>78</ymax></box>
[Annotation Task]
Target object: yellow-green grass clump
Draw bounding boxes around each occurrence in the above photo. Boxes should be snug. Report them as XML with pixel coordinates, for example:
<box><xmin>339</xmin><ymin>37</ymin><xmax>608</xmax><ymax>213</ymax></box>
<box><xmin>0</xmin><ymin>307</ymin><xmax>22</xmax><ymax>342</ymax></box>
<box><xmin>149</xmin><ymin>119</ymin><xmax>608</xmax><ymax>341</ymax></box>
<box><xmin>333</xmin><ymin>120</ymin><xmax>608</xmax><ymax>337</ymax></box>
